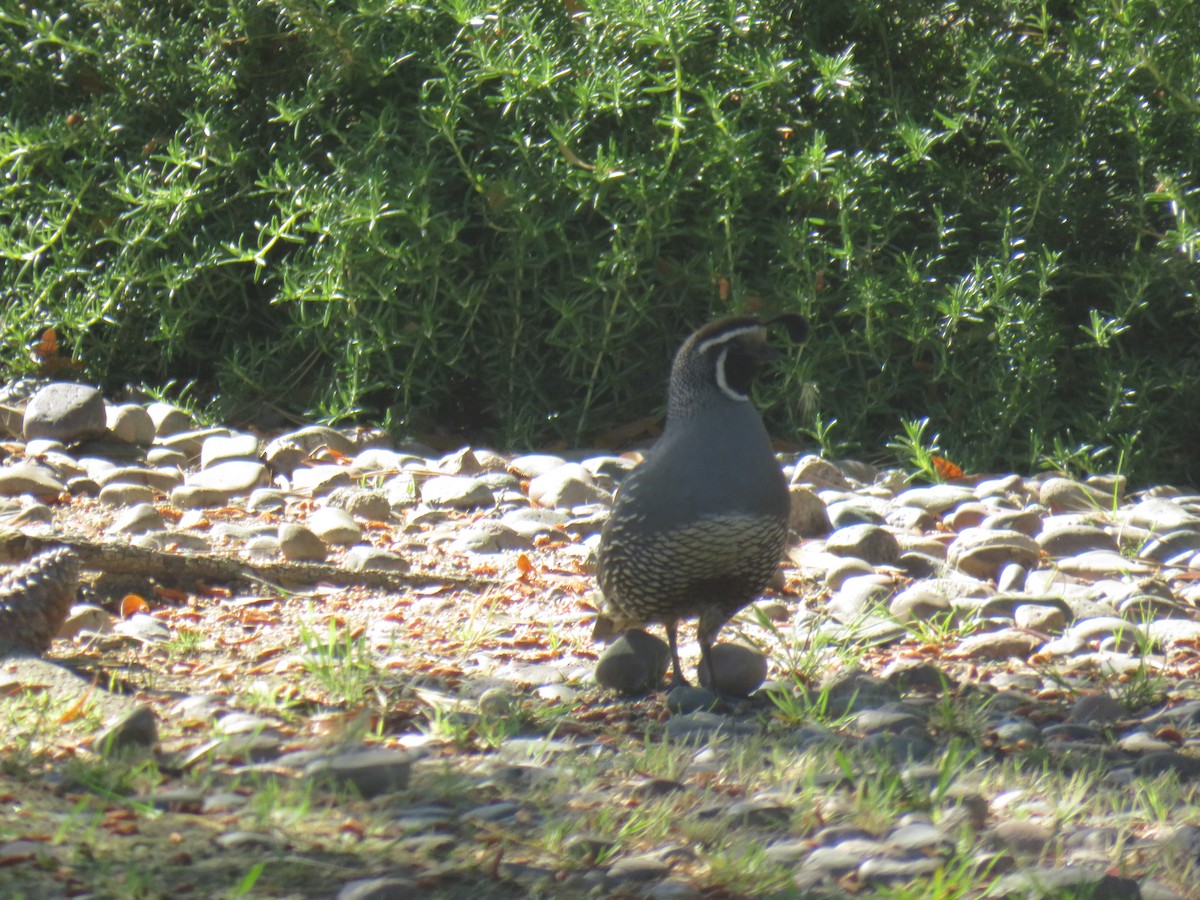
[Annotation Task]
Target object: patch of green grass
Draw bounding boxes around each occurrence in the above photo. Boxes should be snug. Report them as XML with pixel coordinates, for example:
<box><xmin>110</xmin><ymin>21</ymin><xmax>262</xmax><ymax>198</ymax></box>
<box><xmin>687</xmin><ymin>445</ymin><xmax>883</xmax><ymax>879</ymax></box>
<box><xmin>299</xmin><ymin>617</ymin><xmax>382</xmax><ymax>709</ymax></box>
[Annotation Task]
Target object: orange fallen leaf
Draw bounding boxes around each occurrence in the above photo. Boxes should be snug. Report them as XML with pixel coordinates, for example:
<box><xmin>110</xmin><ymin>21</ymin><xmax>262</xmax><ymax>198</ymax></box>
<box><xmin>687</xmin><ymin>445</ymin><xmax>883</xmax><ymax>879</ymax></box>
<box><xmin>121</xmin><ymin>594</ymin><xmax>150</xmax><ymax>616</ymax></box>
<box><xmin>154</xmin><ymin>585</ymin><xmax>189</xmax><ymax>604</ymax></box>
<box><xmin>515</xmin><ymin>553</ymin><xmax>535</xmax><ymax>576</ymax></box>
<box><xmin>930</xmin><ymin>455</ymin><xmax>965</xmax><ymax>480</ymax></box>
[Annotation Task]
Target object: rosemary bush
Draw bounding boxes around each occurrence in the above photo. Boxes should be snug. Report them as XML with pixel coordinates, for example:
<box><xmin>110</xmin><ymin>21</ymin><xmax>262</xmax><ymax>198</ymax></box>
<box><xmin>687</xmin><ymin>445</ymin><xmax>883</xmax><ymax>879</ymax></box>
<box><xmin>2</xmin><ymin>1</ymin><xmax>1198</xmax><ymax>482</ymax></box>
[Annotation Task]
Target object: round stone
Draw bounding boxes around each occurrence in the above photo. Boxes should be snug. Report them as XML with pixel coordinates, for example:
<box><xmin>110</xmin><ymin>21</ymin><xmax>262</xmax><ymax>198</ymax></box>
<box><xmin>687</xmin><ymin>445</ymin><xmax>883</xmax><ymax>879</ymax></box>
<box><xmin>146</xmin><ymin>401</ymin><xmax>193</xmax><ymax>437</ymax></box>
<box><xmin>106</xmin><ymin>403</ymin><xmax>156</xmax><ymax>445</ymax></box>
<box><xmin>697</xmin><ymin>642</ymin><xmax>768</xmax><ymax>697</ymax></box>
<box><xmin>789</xmin><ymin>487</ymin><xmax>831</xmax><ymax>537</ymax></box>
<box><xmin>420</xmin><ymin>475</ymin><xmax>494</xmax><ymax>509</ymax></box>
<box><xmin>23</xmin><ymin>382</ymin><xmax>107</xmax><ymax>443</ymax></box>
<box><xmin>1039</xmin><ymin>477</ymin><xmax>1109</xmax><ymax>513</ymax></box>
<box><xmin>307</xmin><ymin>506</ymin><xmax>362</xmax><ymax>544</ymax></box>
<box><xmin>947</xmin><ymin>528</ymin><xmax>1039</xmax><ymax>579</ymax></box>
<box><xmin>825</xmin><ymin>524</ymin><xmax>900</xmax><ymax>565</ymax></box>
<box><xmin>98</xmin><ymin>483</ymin><xmax>154</xmax><ymax>507</ymax></box>
<box><xmin>594</xmin><ymin>629</ymin><xmax>670</xmax><ymax>694</ymax></box>
<box><xmin>278</xmin><ymin>522</ymin><xmax>327</xmax><ymax>562</ymax></box>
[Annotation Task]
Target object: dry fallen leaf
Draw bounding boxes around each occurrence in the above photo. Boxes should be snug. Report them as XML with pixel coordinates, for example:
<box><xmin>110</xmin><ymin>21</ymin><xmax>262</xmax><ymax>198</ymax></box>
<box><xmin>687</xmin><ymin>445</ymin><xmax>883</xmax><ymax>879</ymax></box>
<box><xmin>121</xmin><ymin>594</ymin><xmax>150</xmax><ymax>617</ymax></box>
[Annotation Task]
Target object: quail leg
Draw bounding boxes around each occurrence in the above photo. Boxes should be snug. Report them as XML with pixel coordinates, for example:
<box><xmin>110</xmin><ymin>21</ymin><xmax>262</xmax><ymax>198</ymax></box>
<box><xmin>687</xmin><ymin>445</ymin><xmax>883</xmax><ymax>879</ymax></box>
<box><xmin>665</xmin><ymin>621</ymin><xmax>689</xmax><ymax>686</ymax></box>
<box><xmin>696</xmin><ymin>610</ymin><xmax>726</xmax><ymax>692</ymax></box>
<box><xmin>698</xmin><ymin>640</ymin><xmax>718</xmax><ymax>691</ymax></box>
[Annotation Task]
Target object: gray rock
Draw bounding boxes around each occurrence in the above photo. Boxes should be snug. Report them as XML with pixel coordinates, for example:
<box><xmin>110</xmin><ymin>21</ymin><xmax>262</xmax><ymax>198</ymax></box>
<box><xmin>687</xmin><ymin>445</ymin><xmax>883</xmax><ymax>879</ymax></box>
<box><xmin>1013</xmin><ymin>603</ymin><xmax>1066</xmax><ymax>633</ymax></box>
<box><xmin>821</xmin><ymin>670</ymin><xmax>900</xmax><ymax>717</ymax></box>
<box><xmin>58</xmin><ymin>604</ymin><xmax>114</xmax><ymax>639</ymax></box>
<box><xmin>461</xmin><ymin>801</ymin><xmax>524</xmax><ymax>823</ymax></box>
<box><xmin>897</xmin><ymin>484</ymin><xmax>976</xmax><ymax>514</ymax></box>
<box><xmin>146</xmin><ymin>401</ymin><xmax>193</xmax><ymax>437</ymax></box>
<box><xmin>956</xmin><ymin>628</ymin><xmax>1041</xmax><ymax>660</ymax></box>
<box><xmin>1069</xmin><ymin>616</ymin><xmax>1146</xmax><ymax>651</ymax></box>
<box><xmin>988</xmin><ymin>819</ymin><xmax>1053</xmax><ymax>855</ymax></box>
<box><xmin>987</xmin><ymin>718</ymin><xmax>1043</xmax><ymax>750</ymax></box>
<box><xmin>23</xmin><ymin>382</ymin><xmax>107</xmax><ymax>443</ymax></box>
<box><xmin>344</xmin><ymin>545</ymin><xmax>409</xmax><ymax>573</ymax></box>
<box><xmin>290</xmin><ymin>464</ymin><xmax>352</xmax><ymax>496</ymax></box>
<box><xmin>665</xmin><ymin>686</ymin><xmax>719</xmax><ymax>714</ymax></box>
<box><xmin>996</xmin><ymin>562</ymin><xmax>1026</xmax><ymax>593</ymax></box>
<box><xmin>985</xmin><ymin>866</ymin><xmax>1140</xmax><ymax>899</ymax></box>
<box><xmin>305</xmin><ymin>748</ymin><xmax>415</xmax><ymax>797</ymax></box>
<box><xmin>96</xmin><ymin>465</ymin><xmax>183</xmax><ymax>492</ymax></box>
<box><xmin>1134</xmin><ymin>751</ymin><xmax>1200</xmax><ymax>780</ymax></box>
<box><xmin>278</xmin><ymin>522</ymin><xmax>327</xmax><ymax>562</ymax></box>
<box><xmin>662</xmin><ymin>711</ymin><xmax>754</xmax><ymax>739</ymax></box>
<box><xmin>858</xmin><ymin>855</ymin><xmax>944</xmax><ymax>884</ymax></box>
<box><xmin>697</xmin><ymin>642</ymin><xmax>768</xmax><ymax>697</ymax></box>
<box><xmin>113</xmin><ymin>614</ymin><xmax>171</xmax><ymax>644</ymax></box>
<box><xmin>1068</xmin><ymin>693</ymin><xmax>1127</xmax><ymax>724</ymax></box>
<box><xmin>790</xmin><ymin>455</ymin><xmax>852</xmax><ymax>489</ymax></box>
<box><xmin>528</xmin><ymin>463</ymin><xmax>611</xmax><ymax>508</ymax></box>
<box><xmin>828</xmin><ymin>574</ymin><xmax>894</xmax><ymax>621</ymax></box>
<box><xmin>449</xmin><ymin>520</ymin><xmax>531</xmax><ymax>552</ymax></box>
<box><xmin>789</xmin><ymin>486</ymin><xmax>831</xmax><ymax>536</ymax></box>
<box><xmin>605</xmin><ymin>853</ymin><xmax>671</xmax><ymax>885</ymax></box>
<box><xmin>947</xmin><ymin>528</ymin><xmax>1040</xmax><ymax>579</ymax></box>
<box><xmin>246</xmin><ymin>488</ymin><xmax>290</xmax><ymax>512</ymax></box>
<box><xmin>337</xmin><ymin>876</ymin><xmax>415</xmax><ymax>900</ymax></box>
<box><xmin>980</xmin><ymin>507</ymin><xmax>1044</xmax><ymax>535</ymax></box>
<box><xmin>824</xmin><ymin>557</ymin><xmax>877</xmax><ymax>589</ymax></box>
<box><xmin>944</xmin><ymin>502</ymin><xmax>990</xmax><ymax>531</ymax></box>
<box><xmin>0</xmin><ymin>462</ymin><xmax>67</xmax><ymax>498</ymax></box>
<box><xmin>262</xmin><ymin>425</ymin><xmax>356</xmax><ymax>474</ymax></box>
<box><xmin>595</xmin><ymin>629</ymin><xmax>669</xmax><ymax>694</ymax></box>
<box><xmin>825</xmin><ymin>523</ymin><xmax>900</xmax><ymax>565</ymax></box>
<box><xmin>169</xmin><ymin>485</ymin><xmax>230</xmax><ymax>509</ymax></box>
<box><xmin>1127</xmin><ymin>497</ymin><xmax>1200</xmax><ymax>531</ymax></box>
<box><xmin>889</xmin><ymin>584</ymin><xmax>952</xmax><ymax>624</ymax></box>
<box><xmin>1056</xmin><ymin>550</ymin><xmax>1153</xmax><ymax>578</ymax></box>
<box><xmin>724</xmin><ymin>797</ymin><xmax>792</xmax><ymax>828</ymax></box>
<box><xmin>1137</xmin><ymin>529</ymin><xmax>1200</xmax><ymax>563</ymax></box>
<box><xmin>420</xmin><ymin>475</ymin><xmax>494</xmax><ymax>509</ymax></box>
<box><xmin>98</xmin><ymin>483</ymin><xmax>154</xmax><ymax>507</ymax></box>
<box><xmin>323</xmin><ymin>487</ymin><xmax>393</xmax><ymax>521</ymax></box>
<box><xmin>887</xmin><ymin>505</ymin><xmax>937</xmax><ymax>530</ymax></box>
<box><xmin>509</xmin><ymin>453</ymin><xmax>567</xmax><ymax>478</ymax></box>
<box><xmin>145</xmin><ymin>446</ymin><xmax>189</xmax><ymax>468</ymax></box>
<box><xmin>826</xmin><ymin>499</ymin><xmax>886</xmax><ymax>527</ymax></box>
<box><xmin>93</xmin><ymin>705</ymin><xmax>158</xmax><ymax>756</ymax></box>
<box><xmin>200</xmin><ymin>433</ymin><xmax>261</xmax><ymax>469</ymax></box>
<box><xmin>132</xmin><ymin>530</ymin><xmax>211</xmax><ymax>554</ymax></box>
<box><xmin>1037</xmin><ymin>524</ymin><xmax>1118</xmax><ymax>556</ymax></box>
<box><xmin>105</xmin><ymin>403</ymin><xmax>156</xmax><ymax>445</ymax></box>
<box><xmin>1039</xmin><ymin>477</ymin><xmax>1109</xmax><ymax>513</ymax></box>
<box><xmin>186</xmin><ymin>460</ymin><xmax>269</xmax><ymax>496</ymax></box>
<box><xmin>501</xmin><ymin>506</ymin><xmax>571</xmax><ymax>538</ymax></box>
<box><xmin>307</xmin><ymin>506</ymin><xmax>362</xmax><ymax>544</ymax></box>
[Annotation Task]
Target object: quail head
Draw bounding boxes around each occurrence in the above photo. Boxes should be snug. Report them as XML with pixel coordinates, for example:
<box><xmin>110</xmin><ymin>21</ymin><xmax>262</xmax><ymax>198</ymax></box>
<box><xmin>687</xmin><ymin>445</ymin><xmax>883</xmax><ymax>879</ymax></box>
<box><xmin>595</xmin><ymin>313</ymin><xmax>808</xmax><ymax>687</ymax></box>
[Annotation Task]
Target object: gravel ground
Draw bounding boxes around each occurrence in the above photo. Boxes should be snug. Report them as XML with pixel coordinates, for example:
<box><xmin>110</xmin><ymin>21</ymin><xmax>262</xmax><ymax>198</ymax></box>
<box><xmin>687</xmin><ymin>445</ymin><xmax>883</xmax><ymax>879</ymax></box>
<box><xmin>1</xmin><ymin>379</ymin><xmax>1199</xmax><ymax>899</ymax></box>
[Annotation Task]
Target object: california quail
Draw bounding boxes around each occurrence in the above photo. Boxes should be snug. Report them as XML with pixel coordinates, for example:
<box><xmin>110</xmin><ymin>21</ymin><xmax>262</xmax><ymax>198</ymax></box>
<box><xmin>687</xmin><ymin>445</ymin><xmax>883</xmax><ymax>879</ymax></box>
<box><xmin>595</xmin><ymin>314</ymin><xmax>808</xmax><ymax>687</ymax></box>
<box><xmin>0</xmin><ymin>545</ymin><xmax>80</xmax><ymax>656</ymax></box>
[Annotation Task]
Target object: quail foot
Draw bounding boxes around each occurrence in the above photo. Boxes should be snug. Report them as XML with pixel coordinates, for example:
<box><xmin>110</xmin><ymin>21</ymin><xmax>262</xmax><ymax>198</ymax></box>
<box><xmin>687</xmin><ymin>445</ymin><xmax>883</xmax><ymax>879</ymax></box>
<box><xmin>594</xmin><ymin>314</ymin><xmax>807</xmax><ymax>687</ymax></box>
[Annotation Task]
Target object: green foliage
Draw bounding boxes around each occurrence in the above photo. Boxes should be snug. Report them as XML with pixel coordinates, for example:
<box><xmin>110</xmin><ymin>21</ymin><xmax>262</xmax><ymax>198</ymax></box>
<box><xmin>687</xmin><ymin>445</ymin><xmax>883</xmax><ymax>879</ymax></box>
<box><xmin>3</xmin><ymin>1</ymin><xmax>1200</xmax><ymax>482</ymax></box>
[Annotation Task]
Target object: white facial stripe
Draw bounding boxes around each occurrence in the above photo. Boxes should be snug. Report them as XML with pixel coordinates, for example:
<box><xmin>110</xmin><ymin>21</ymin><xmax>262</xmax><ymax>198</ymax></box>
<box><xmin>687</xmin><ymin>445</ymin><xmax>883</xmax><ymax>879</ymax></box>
<box><xmin>714</xmin><ymin>347</ymin><xmax>750</xmax><ymax>401</ymax></box>
<box><xmin>696</xmin><ymin>325</ymin><xmax>763</xmax><ymax>356</ymax></box>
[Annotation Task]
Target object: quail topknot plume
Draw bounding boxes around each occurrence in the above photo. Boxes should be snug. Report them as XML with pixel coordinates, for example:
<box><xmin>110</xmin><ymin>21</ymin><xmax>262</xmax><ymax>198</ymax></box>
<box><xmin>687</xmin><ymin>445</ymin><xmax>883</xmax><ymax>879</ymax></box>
<box><xmin>594</xmin><ymin>313</ymin><xmax>808</xmax><ymax>687</ymax></box>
